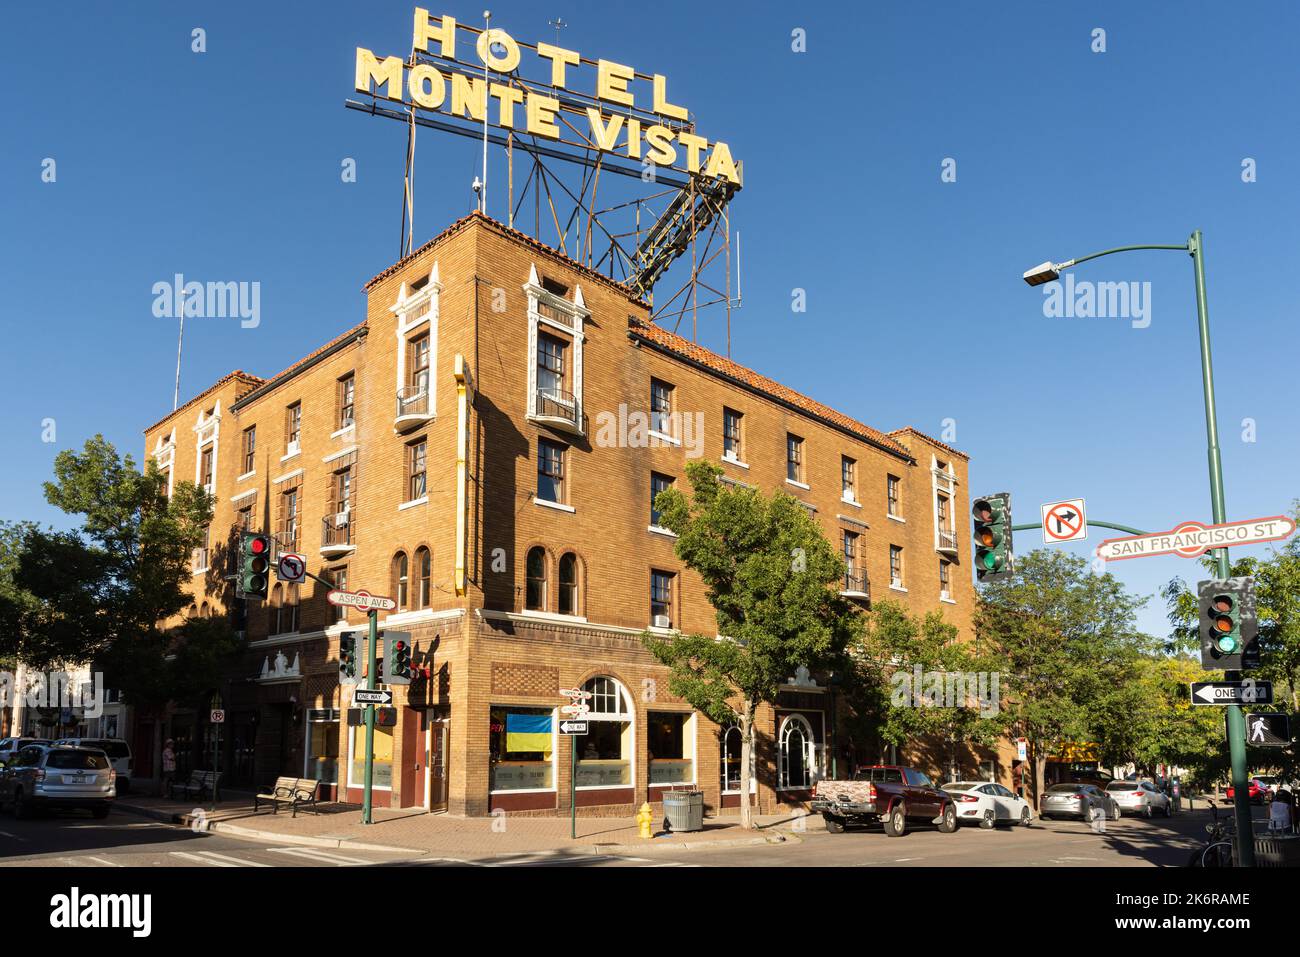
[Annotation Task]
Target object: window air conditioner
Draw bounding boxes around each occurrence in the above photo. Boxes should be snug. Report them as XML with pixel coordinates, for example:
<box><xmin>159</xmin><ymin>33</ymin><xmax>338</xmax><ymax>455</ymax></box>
<box><xmin>653</xmin><ymin>615</ymin><xmax>671</xmax><ymax>629</ymax></box>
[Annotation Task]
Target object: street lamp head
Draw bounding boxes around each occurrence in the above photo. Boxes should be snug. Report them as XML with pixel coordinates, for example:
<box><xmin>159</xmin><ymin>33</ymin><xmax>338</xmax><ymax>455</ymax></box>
<box><xmin>1022</xmin><ymin>261</ymin><xmax>1060</xmax><ymax>286</ymax></box>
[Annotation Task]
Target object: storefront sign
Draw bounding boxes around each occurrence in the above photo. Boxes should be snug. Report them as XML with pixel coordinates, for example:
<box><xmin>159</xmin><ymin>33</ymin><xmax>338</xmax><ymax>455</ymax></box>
<box><xmin>354</xmin><ymin>9</ymin><xmax>742</xmax><ymax>186</ymax></box>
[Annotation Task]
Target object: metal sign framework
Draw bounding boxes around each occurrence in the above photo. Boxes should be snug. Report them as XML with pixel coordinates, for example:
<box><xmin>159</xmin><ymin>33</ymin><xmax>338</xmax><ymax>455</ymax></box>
<box><xmin>346</xmin><ymin>17</ymin><xmax>742</xmax><ymax>349</ymax></box>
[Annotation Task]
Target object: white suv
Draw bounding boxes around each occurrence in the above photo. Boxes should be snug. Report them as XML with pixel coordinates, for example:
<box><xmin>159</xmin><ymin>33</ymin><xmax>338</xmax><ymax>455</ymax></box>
<box><xmin>53</xmin><ymin>739</ymin><xmax>132</xmax><ymax>793</ymax></box>
<box><xmin>1106</xmin><ymin>780</ymin><xmax>1171</xmax><ymax>818</ymax></box>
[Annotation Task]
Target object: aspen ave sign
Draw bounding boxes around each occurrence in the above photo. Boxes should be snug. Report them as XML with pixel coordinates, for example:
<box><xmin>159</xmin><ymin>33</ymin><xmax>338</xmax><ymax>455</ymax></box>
<box><xmin>1095</xmin><ymin>516</ymin><xmax>1295</xmax><ymax>562</ymax></box>
<box><xmin>354</xmin><ymin>9</ymin><xmax>742</xmax><ymax>186</ymax></box>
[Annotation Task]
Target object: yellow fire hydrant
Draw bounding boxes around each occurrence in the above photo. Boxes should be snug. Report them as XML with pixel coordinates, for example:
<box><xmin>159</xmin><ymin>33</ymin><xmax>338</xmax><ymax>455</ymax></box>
<box><xmin>637</xmin><ymin>802</ymin><xmax>654</xmax><ymax>839</ymax></box>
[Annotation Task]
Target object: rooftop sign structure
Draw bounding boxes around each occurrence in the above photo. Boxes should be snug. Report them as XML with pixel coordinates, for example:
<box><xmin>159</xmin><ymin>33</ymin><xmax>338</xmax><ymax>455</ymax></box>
<box><xmin>348</xmin><ymin>8</ymin><xmax>744</xmax><ymax>347</ymax></box>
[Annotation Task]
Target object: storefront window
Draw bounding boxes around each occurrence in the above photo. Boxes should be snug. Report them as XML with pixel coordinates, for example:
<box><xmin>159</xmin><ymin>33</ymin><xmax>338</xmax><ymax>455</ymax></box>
<box><xmin>648</xmin><ymin>712</ymin><xmax>693</xmax><ymax>785</ymax></box>
<box><xmin>490</xmin><ymin>706</ymin><xmax>554</xmax><ymax>791</ymax></box>
<box><xmin>349</xmin><ymin>723</ymin><xmax>393</xmax><ymax>789</ymax></box>
<box><xmin>779</xmin><ymin>714</ymin><xmax>815</xmax><ymax>790</ymax></box>
<box><xmin>307</xmin><ymin>710</ymin><xmax>339</xmax><ymax>784</ymax></box>
<box><xmin>577</xmin><ymin>676</ymin><xmax>632</xmax><ymax>787</ymax></box>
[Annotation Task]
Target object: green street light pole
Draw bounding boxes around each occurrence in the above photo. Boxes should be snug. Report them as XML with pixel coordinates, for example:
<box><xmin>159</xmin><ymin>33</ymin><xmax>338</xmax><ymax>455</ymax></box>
<box><xmin>363</xmin><ymin>608</ymin><xmax>378</xmax><ymax>825</ymax></box>
<box><xmin>1023</xmin><ymin>230</ymin><xmax>1254</xmax><ymax>866</ymax></box>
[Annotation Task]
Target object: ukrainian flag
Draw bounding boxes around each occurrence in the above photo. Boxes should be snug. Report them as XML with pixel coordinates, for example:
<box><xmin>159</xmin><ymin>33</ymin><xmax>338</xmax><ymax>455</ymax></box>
<box><xmin>506</xmin><ymin>713</ymin><xmax>552</xmax><ymax>753</ymax></box>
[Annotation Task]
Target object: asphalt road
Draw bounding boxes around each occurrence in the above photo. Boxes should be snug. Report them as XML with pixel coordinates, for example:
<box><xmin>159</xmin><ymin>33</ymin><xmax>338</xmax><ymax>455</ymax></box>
<box><xmin>0</xmin><ymin>803</ymin><xmax>1266</xmax><ymax>868</ymax></box>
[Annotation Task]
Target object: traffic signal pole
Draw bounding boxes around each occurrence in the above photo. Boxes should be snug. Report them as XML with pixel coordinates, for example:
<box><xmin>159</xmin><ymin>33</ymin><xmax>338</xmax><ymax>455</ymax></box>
<box><xmin>1189</xmin><ymin>231</ymin><xmax>1254</xmax><ymax>866</ymax></box>
<box><xmin>1020</xmin><ymin>231</ymin><xmax>1254</xmax><ymax>865</ymax></box>
<box><xmin>363</xmin><ymin>608</ymin><xmax>378</xmax><ymax>825</ymax></box>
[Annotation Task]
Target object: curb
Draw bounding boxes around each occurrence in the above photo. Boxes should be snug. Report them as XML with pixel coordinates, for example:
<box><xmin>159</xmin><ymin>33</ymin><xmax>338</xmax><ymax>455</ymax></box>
<box><xmin>118</xmin><ymin>802</ymin><xmax>799</xmax><ymax>858</ymax></box>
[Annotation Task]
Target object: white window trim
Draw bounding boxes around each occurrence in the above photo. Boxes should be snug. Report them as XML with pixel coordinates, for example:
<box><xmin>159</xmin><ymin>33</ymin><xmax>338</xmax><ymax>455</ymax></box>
<box><xmin>193</xmin><ymin>402</ymin><xmax>221</xmax><ymax>498</ymax></box>
<box><xmin>524</xmin><ymin>264</ymin><xmax>588</xmax><ymax>433</ymax></box>
<box><xmin>647</xmin><ymin>429</ymin><xmax>681</xmax><ymax>447</ymax></box>
<box><xmin>280</xmin><ymin>448</ymin><xmax>301</xmax><ymax>463</ymax></box>
<box><xmin>785</xmin><ymin>478</ymin><xmax>811</xmax><ymax>491</ymax></box>
<box><xmin>330</xmin><ymin>424</ymin><xmax>356</xmax><ymax>440</ymax></box>
<box><xmin>721</xmin><ymin>453</ymin><xmax>749</xmax><ymax>470</ymax></box>
<box><xmin>517</xmin><ymin>609</ymin><xmax>589</xmax><ymax>625</ymax></box>
<box><xmin>272</xmin><ymin>468</ymin><xmax>304</xmax><ymax>485</ymax></box>
<box><xmin>841</xmin><ymin>494</ymin><xmax>861</xmax><ymax>508</ymax></box>
<box><xmin>777</xmin><ymin>713</ymin><xmax>820</xmax><ymax>792</ymax></box>
<box><xmin>941</xmin><ymin>595</ymin><xmax>957</xmax><ymax>605</ymax></box>
<box><xmin>647</xmin><ymin>711</ymin><xmax>697</xmax><ymax>788</ymax></box>
<box><xmin>398</xmin><ymin>496</ymin><xmax>428</xmax><ymax>511</ymax></box>
<box><xmin>888</xmin><ymin>513</ymin><xmax>907</xmax><ymax>523</ymax></box>
<box><xmin>393</xmin><ymin>263</ymin><xmax>441</xmax><ymax>420</ymax></box>
<box><xmin>647</xmin><ymin>525</ymin><xmax>678</xmax><ymax>538</ymax></box>
<box><xmin>931</xmin><ymin>455</ymin><xmax>960</xmax><ymax>551</ymax></box>
<box><xmin>534</xmin><ymin>497</ymin><xmax>575</xmax><ymax>513</ymax></box>
<box><xmin>720</xmin><ymin>726</ymin><xmax>758</xmax><ymax>795</ymax></box>
<box><xmin>152</xmin><ymin>428</ymin><xmax>177</xmax><ymax>498</ymax></box>
<box><xmin>323</xmin><ymin>445</ymin><xmax>358</xmax><ymax>464</ymax></box>
<box><xmin>575</xmin><ymin>676</ymin><xmax>635</xmax><ymax>791</ymax></box>
<box><xmin>230</xmin><ymin>488</ymin><xmax>257</xmax><ymax>504</ymax></box>
<box><xmin>236</xmin><ymin>470</ymin><xmax>256</xmax><ymax>483</ymax></box>
<box><xmin>890</xmin><ymin>583</ymin><xmax>909</xmax><ymax>593</ymax></box>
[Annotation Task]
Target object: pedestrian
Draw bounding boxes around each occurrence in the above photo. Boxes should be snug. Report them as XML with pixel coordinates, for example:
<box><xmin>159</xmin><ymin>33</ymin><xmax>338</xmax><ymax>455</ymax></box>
<box><xmin>160</xmin><ymin>738</ymin><xmax>176</xmax><ymax>797</ymax></box>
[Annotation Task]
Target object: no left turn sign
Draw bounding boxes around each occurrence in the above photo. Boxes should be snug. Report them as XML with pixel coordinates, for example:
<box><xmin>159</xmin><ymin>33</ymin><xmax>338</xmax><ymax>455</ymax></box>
<box><xmin>1041</xmin><ymin>498</ymin><xmax>1087</xmax><ymax>544</ymax></box>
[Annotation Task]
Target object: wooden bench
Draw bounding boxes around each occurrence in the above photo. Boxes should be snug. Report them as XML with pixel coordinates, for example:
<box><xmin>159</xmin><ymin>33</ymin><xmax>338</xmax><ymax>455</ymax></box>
<box><xmin>255</xmin><ymin>776</ymin><xmax>320</xmax><ymax>817</ymax></box>
<box><xmin>169</xmin><ymin>770</ymin><xmax>220</xmax><ymax>801</ymax></box>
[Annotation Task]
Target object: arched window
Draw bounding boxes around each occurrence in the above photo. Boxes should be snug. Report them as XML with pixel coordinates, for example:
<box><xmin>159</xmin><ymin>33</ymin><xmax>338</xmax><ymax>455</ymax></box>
<box><xmin>779</xmin><ymin>715</ymin><xmax>814</xmax><ymax>790</ymax></box>
<box><xmin>199</xmin><ymin>602</ymin><xmax>210</xmax><ymax>619</ymax></box>
<box><xmin>188</xmin><ymin>603</ymin><xmax>198</xmax><ymax>619</ymax></box>
<box><xmin>285</xmin><ymin>583</ymin><xmax>299</xmax><ymax>633</ymax></box>
<box><xmin>578</xmin><ymin>676</ymin><xmax>633</xmax><ymax>788</ymax></box>
<box><xmin>721</xmin><ymin>725</ymin><xmax>757</xmax><ymax>795</ymax></box>
<box><xmin>415</xmin><ymin>546</ymin><xmax>431</xmax><ymax>609</ymax></box>
<box><xmin>392</xmin><ymin>552</ymin><xmax>409</xmax><ymax>611</ymax></box>
<box><xmin>271</xmin><ymin>583</ymin><xmax>284</xmax><ymax>634</ymax></box>
<box><xmin>558</xmin><ymin>552</ymin><xmax>579</xmax><ymax>616</ymax></box>
<box><xmin>525</xmin><ymin>546</ymin><xmax>547</xmax><ymax>611</ymax></box>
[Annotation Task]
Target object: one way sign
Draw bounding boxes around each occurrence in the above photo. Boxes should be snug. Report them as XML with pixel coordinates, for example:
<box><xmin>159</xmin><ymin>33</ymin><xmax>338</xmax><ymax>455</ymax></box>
<box><xmin>1190</xmin><ymin>681</ymin><xmax>1273</xmax><ymax>706</ymax></box>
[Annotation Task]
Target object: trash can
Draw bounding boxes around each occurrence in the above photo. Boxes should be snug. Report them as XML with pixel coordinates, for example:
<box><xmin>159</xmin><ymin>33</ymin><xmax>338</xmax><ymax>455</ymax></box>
<box><xmin>662</xmin><ymin>790</ymin><xmax>704</xmax><ymax>832</ymax></box>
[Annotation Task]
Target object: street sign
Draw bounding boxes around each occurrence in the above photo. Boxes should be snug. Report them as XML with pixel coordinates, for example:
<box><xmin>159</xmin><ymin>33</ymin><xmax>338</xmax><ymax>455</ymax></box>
<box><xmin>560</xmin><ymin>703</ymin><xmax>590</xmax><ymax>715</ymax></box>
<box><xmin>1190</xmin><ymin>680</ymin><xmax>1274</xmax><ymax>706</ymax></box>
<box><xmin>1041</xmin><ymin>498</ymin><xmax>1087</xmax><ymax>544</ymax></box>
<box><xmin>209</xmin><ymin>709</ymin><xmax>225</xmax><ymax>724</ymax></box>
<box><xmin>1096</xmin><ymin>515</ymin><xmax>1296</xmax><ymax>562</ymax></box>
<box><xmin>327</xmin><ymin>589</ymin><xmax>397</xmax><ymax>611</ymax></box>
<box><xmin>354</xmin><ymin>689</ymin><xmax>393</xmax><ymax>705</ymax></box>
<box><xmin>276</xmin><ymin>552</ymin><xmax>307</xmax><ymax>583</ymax></box>
<box><xmin>1016</xmin><ymin>738</ymin><xmax>1027</xmax><ymax>761</ymax></box>
<box><xmin>1245</xmin><ymin>713</ymin><xmax>1290</xmax><ymax>748</ymax></box>
<box><xmin>558</xmin><ymin>688</ymin><xmax>593</xmax><ymax>698</ymax></box>
<box><xmin>559</xmin><ymin>721</ymin><xmax>588</xmax><ymax>735</ymax></box>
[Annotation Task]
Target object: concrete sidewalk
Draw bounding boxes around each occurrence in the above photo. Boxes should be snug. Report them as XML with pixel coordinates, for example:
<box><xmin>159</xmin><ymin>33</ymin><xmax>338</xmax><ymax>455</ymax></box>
<box><xmin>117</xmin><ymin>794</ymin><xmax>802</xmax><ymax>858</ymax></box>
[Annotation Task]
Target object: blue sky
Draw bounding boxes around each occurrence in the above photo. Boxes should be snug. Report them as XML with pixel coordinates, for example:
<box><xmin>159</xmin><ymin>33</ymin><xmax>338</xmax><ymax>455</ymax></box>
<box><xmin>3</xmin><ymin>1</ymin><xmax>1297</xmax><ymax>640</ymax></box>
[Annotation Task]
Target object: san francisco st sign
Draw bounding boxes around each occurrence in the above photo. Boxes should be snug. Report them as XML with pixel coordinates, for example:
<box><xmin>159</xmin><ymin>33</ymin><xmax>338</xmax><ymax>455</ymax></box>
<box><xmin>1095</xmin><ymin>515</ymin><xmax>1296</xmax><ymax>562</ymax></box>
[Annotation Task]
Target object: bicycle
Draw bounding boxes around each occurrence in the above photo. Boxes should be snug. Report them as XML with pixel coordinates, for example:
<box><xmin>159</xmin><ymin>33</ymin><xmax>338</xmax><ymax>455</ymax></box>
<box><xmin>1188</xmin><ymin>803</ymin><xmax>1235</xmax><ymax>867</ymax></box>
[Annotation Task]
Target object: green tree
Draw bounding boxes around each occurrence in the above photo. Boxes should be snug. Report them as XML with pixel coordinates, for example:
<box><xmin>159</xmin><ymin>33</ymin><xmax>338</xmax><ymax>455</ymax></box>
<box><xmin>642</xmin><ymin>461</ymin><xmax>862</xmax><ymax>829</ymax></box>
<box><xmin>0</xmin><ymin>436</ymin><xmax>242</xmax><ymax>712</ymax></box>
<box><xmin>843</xmin><ymin>600</ymin><xmax>1007</xmax><ymax>775</ymax></box>
<box><xmin>977</xmin><ymin>549</ymin><xmax>1150</xmax><ymax>806</ymax></box>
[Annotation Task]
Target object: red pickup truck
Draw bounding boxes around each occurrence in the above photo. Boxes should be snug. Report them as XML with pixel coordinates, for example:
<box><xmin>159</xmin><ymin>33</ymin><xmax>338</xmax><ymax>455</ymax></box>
<box><xmin>810</xmin><ymin>765</ymin><xmax>959</xmax><ymax>836</ymax></box>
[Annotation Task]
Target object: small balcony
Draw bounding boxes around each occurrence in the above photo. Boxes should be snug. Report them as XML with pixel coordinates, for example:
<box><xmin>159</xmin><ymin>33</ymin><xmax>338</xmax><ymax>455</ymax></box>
<box><xmin>840</xmin><ymin>569</ymin><xmax>870</xmax><ymax>600</ymax></box>
<box><xmin>532</xmin><ymin>388</ymin><xmax>583</xmax><ymax>435</ymax></box>
<box><xmin>937</xmin><ymin>527</ymin><xmax>959</xmax><ymax>554</ymax></box>
<box><xmin>321</xmin><ymin>512</ymin><xmax>355</xmax><ymax>556</ymax></box>
<box><xmin>395</xmin><ymin>385</ymin><xmax>432</xmax><ymax>430</ymax></box>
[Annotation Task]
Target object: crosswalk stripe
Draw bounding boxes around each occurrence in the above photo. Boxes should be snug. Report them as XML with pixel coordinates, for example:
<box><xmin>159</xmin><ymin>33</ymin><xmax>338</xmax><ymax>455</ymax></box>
<box><xmin>171</xmin><ymin>851</ymin><xmax>237</xmax><ymax>867</ymax></box>
<box><xmin>267</xmin><ymin>846</ymin><xmax>374</xmax><ymax>866</ymax></box>
<box><xmin>85</xmin><ymin>856</ymin><xmax>120</xmax><ymax>867</ymax></box>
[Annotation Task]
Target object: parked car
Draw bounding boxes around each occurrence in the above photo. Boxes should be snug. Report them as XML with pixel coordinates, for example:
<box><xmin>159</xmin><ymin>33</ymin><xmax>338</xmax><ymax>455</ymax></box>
<box><xmin>942</xmin><ymin>781</ymin><xmax>1033</xmax><ymax>828</ymax></box>
<box><xmin>1106</xmin><ymin>780</ymin><xmax>1171</xmax><ymax>818</ymax></box>
<box><xmin>810</xmin><ymin>765</ymin><xmax>960</xmax><ymax>836</ymax></box>
<box><xmin>0</xmin><ymin>745</ymin><xmax>116</xmax><ymax>818</ymax></box>
<box><xmin>53</xmin><ymin>738</ymin><xmax>132</xmax><ymax>792</ymax></box>
<box><xmin>0</xmin><ymin>738</ymin><xmax>51</xmax><ymax>764</ymax></box>
<box><xmin>1040</xmin><ymin>783</ymin><xmax>1118</xmax><ymax>821</ymax></box>
<box><xmin>1226</xmin><ymin>777</ymin><xmax>1274</xmax><ymax>805</ymax></box>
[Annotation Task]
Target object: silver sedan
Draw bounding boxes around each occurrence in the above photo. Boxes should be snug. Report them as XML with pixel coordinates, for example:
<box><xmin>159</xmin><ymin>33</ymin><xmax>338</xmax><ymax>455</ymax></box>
<box><xmin>1040</xmin><ymin>783</ymin><xmax>1118</xmax><ymax>821</ymax></box>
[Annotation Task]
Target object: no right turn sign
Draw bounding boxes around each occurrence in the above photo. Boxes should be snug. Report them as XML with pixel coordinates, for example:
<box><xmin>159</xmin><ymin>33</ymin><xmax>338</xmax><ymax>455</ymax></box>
<box><xmin>1041</xmin><ymin>498</ymin><xmax>1087</xmax><ymax>544</ymax></box>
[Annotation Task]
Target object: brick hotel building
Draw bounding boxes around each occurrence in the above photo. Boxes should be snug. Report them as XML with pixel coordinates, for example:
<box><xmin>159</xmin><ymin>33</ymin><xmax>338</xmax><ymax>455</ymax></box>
<box><xmin>143</xmin><ymin>212</ymin><xmax>999</xmax><ymax>816</ymax></box>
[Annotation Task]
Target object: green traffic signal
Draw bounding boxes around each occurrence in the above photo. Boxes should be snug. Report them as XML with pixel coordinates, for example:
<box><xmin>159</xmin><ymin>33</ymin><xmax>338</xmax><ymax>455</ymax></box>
<box><xmin>1197</xmin><ymin>578</ymin><xmax>1255</xmax><ymax>670</ymax></box>
<box><xmin>1211</xmin><ymin>593</ymin><xmax>1239</xmax><ymax>654</ymax></box>
<box><xmin>238</xmin><ymin>532</ymin><xmax>271</xmax><ymax>601</ymax></box>
<box><xmin>972</xmin><ymin>494</ymin><xmax>1013</xmax><ymax>582</ymax></box>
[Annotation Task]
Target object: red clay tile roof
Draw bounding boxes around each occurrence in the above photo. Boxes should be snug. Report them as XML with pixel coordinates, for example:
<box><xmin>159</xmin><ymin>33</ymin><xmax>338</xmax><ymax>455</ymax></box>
<box><xmin>363</xmin><ymin>211</ymin><xmax>648</xmax><ymax>305</ymax></box>
<box><xmin>888</xmin><ymin>427</ymin><xmax>970</xmax><ymax>461</ymax></box>
<box><xmin>628</xmin><ymin>317</ymin><xmax>915</xmax><ymax>461</ymax></box>
<box><xmin>142</xmin><ymin>370</ymin><xmax>264</xmax><ymax>435</ymax></box>
<box><xmin>233</xmin><ymin>321</ymin><xmax>369</xmax><ymax>406</ymax></box>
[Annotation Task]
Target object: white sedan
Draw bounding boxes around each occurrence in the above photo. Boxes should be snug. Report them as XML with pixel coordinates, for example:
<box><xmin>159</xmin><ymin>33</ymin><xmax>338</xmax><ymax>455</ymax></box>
<box><xmin>942</xmin><ymin>781</ymin><xmax>1034</xmax><ymax>828</ymax></box>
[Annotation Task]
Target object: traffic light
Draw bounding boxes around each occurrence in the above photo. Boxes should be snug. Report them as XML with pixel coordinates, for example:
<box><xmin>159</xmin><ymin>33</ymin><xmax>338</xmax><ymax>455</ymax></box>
<box><xmin>1198</xmin><ymin>577</ymin><xmax>1257</xmax><ymax>671</ymax></box>
<box><xmin>971</xmin><ymin>492</ymin><xmax>1014</xmax><ymax>583</ymax></box>
<box><xmin>237</xmin><ymin>532</ymin><xmax>272</xmax><ymax>601</ymax></box>
<box><xmin>338</xmin><ymin>630</ymin><xmax>361</xmax><ymax>686</ymax></box>
<box><xmin>383</xmin><ymin>630</ymin><xmax>413</xmax><ymax>686</ymax></box>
